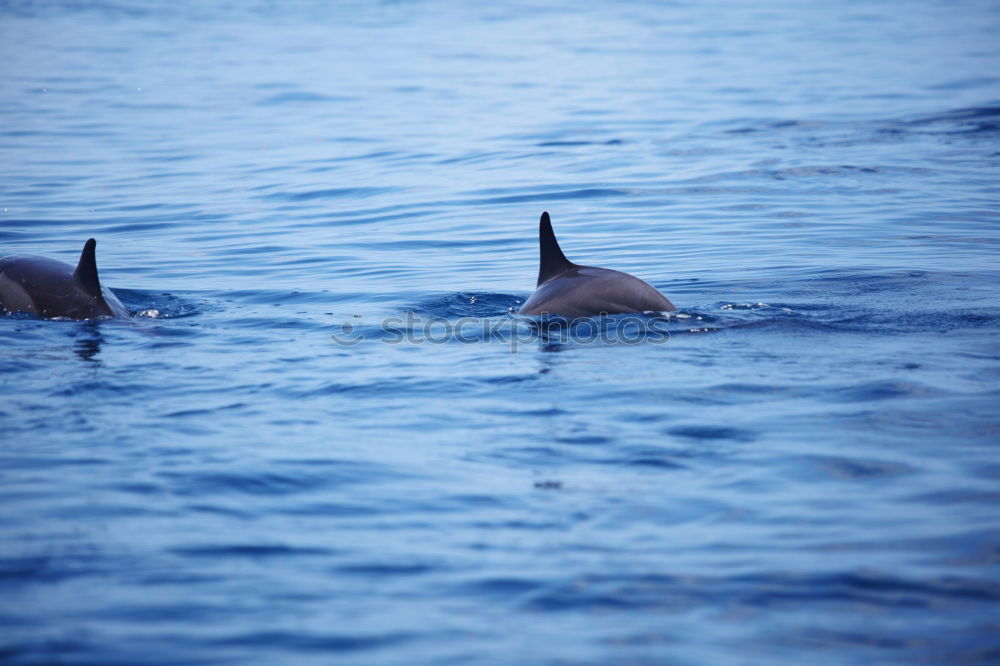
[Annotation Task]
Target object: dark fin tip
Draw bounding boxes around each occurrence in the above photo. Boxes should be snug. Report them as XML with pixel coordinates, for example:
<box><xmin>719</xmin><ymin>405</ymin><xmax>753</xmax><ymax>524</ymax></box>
<box><xmin>537</xmin><ymin>211</ymin><xmax>573</xmax><ymax>286</ymax></box>
<box><xmin>74</xmin><ymin>238</ymin><xmax>102</xmax><ymax>297</ymax></box>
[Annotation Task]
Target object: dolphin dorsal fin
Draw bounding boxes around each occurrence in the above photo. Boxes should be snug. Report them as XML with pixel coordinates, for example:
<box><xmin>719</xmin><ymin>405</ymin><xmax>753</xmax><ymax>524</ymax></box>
<box><xmin>537</xmin><ymin>212</ymin><xmax>574</xmax><ymax>285</ymax></box>
<box><xmin>73</xmin><ymin>238</ymin><xmax>102</xmax><ymax>297</ymax></box>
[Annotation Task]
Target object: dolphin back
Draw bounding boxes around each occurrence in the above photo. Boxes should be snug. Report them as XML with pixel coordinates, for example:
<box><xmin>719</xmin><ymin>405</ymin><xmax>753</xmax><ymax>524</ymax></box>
<box><xmin>0</xmin><ymin>239</ymin><xmax>128</xmax><ymax>319</ymax></box>
<box><xmin>520</xmin><ymin>212</ymin><xmax>675</xmax><ymax>317</ymax></box>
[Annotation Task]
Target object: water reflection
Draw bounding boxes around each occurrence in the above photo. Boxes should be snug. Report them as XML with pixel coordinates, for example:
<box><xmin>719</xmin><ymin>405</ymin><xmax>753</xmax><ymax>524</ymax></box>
<box><xmin>529</xmin><ymin>314</ymin><xmax>674</xmax><ymax>351</ymax></box>
<box><xmin>72</xmin><ymin>321</ymin><xmax>104</xmax><ymax>362</ymax></box>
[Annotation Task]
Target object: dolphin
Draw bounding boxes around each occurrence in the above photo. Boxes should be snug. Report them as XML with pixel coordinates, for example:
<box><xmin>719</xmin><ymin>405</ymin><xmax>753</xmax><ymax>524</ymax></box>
<box><xmin>0</xmin><ymin>239</ymin><xmax>129</xmax><ymax>320</ymax></box>
<box><xmin>518</xmin><ymin>212</ymin><xmax>675</xmax><ymax>318</ymax></box>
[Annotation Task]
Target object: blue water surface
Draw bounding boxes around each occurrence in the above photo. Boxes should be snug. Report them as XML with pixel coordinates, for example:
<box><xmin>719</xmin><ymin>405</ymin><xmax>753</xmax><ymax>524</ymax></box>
<box><xmin>1</xmin><ymin>1</ymin><xmax>999</xmax><ymax>664</ymax></box>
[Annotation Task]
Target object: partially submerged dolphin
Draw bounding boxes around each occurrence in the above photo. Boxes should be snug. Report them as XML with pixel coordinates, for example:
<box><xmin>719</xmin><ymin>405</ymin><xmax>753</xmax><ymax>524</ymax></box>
<box><xmin>0</xmin><ymin>239</ymin><xmax>129</xmax><ymax>320</ymax></box>
<box><xmin>519</xmin><ymin>212</ymin><xmax>675</xmax><ymax>318</ymax></box>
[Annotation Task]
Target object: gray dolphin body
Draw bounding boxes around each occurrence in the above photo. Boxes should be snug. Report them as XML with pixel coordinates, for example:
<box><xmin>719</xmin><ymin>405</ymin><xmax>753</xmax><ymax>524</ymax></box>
<box><xmin>0</xmin><ymin>239</ymin><xmax>129</xmax><ymax>320</ymax></box>
<box><xmin>518</xmin><ymin>212</ymin><xmax>675</xmax><ymax>318</ymax></box>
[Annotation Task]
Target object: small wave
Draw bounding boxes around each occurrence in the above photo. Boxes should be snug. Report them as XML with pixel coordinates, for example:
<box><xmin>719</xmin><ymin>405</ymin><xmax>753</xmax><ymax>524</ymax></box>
<box><xmin>811</xmin><ymin>455</ymin><xmax>917</xmax><ymax>480</ymax></box>
<box><xmin>461</xmin><ymin>187</ymin><xmax>629</xmax><ymax>205</ymax></box>
<box><xmin>527</xmin><ymin>570</ymin><xmax>1000</xmax><ymax>613</ymax></box>
<box><xmin>668</xmin><ymin>425</ymin><xmax>756</xmax><ymax>442</ymax></box>
<box><xmin>0</xmin><ymin>554</ymin><xmax>107</xmax><ymax>584</ymax></box>
<box><xmin>536</xmin><ymin>138</ymin><xmax>625</xmax><ymax>147</ymax></box>
<box><xmin>160</xmin><ymin>470</ymin><xmax>334</xmax><ymax>498</ymax></box>
<box><xmin>211</xmin><ymin>630</ymin><xmax>414</xmax><ymax>653</ymax></box>
<box><xmin>409</xmin><ymin>292</ymin><xmax>522</xmax><ymax>317</ymax></box>
<box><xmin>711</xmin><ymin>104</ymin><xmax>1000</xmax><ymax>150</ymax></box>
<box><xmin>827</xmin><ymin>380</ymin><xmax>946</xmax><ymax>403</ymax></box>
<box><xmin>262</xmin><ymin>186</ymin><xmax>396</xmax><ymax>202</ymax></box>
<box><xmin>904</xmin><ymin>105</ymin><xmax>1000</xmax><ymax>134</ymax></box>
<box><xmin>170</xmin><ymin>543</ymin><xmax>335</xmax><ymax>558</ymax></box>
<box><xmin>113</xmin><ymin>289</ymin><xmax>200</xmax><ymax>319</ymax></box>
<box><xmin>334</xmin><ymin>562</ymin><xmax>437</xmax><ymax>577</ymax></box>
<box><xmin>256</xmin><ymin>91</ymin><xmax>354</xmax><ymax>106</ymax></box>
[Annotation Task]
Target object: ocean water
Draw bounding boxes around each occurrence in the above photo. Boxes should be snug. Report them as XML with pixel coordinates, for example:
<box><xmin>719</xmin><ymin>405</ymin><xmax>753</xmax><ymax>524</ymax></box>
<box><xmin>2</xmin><ymin>1</ymin><xmax>999</xmax><ymax>664</ymax></box>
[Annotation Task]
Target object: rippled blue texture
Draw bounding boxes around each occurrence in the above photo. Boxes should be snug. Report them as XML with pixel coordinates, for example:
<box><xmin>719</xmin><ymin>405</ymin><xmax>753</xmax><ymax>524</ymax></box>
<box><xmin>2</xmin><ymin>1</ymin><xmax>1000</xmax><ymax>664</ymax></box>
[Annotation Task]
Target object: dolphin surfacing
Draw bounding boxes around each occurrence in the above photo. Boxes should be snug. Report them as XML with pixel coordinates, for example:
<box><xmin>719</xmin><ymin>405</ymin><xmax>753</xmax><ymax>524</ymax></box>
<box><xmin>0</xmin><ymin>239</ymin><xmax>129</xmax><ymax>320</ymax></box>
<box><xmin>518</xmin><ymin>212</ymin><xmax>675</xmax><ymax>318</ymax></box>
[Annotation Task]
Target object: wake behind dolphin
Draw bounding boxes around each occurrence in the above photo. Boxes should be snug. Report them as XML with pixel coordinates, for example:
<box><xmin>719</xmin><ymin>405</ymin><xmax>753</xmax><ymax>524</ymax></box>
<box><xmin>0</xmin><ymin>239</ymin><xmax>129</xmax><ymax>320</ymax></box>
<box><xmin>518</xmin><ymin>212</ymin><xmax>675</xmax><ymax>318</ymax></box>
